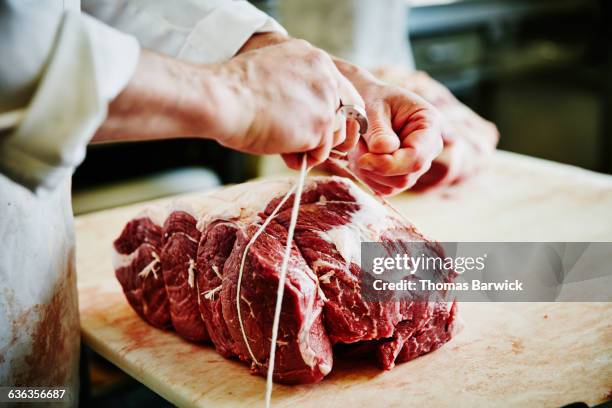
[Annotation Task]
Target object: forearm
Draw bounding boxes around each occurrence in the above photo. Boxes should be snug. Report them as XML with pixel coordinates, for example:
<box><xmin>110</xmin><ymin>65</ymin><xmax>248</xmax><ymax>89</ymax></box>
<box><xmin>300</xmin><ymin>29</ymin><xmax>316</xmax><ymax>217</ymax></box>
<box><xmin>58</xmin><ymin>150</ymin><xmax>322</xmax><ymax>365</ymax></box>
<box><xmin>92</xmin><ymin>49</ymin><xmax>238</xmax><ymax>143</ymax></box>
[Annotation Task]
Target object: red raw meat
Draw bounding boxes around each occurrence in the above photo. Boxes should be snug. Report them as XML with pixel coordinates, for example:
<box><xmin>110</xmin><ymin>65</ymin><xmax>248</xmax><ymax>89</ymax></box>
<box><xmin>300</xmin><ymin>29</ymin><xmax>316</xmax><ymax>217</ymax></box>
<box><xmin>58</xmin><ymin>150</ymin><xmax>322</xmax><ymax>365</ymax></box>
<box><xmin>113</xmin><ymin>177</ymin><xmax>457</xmax><ymax>383</ymax></box>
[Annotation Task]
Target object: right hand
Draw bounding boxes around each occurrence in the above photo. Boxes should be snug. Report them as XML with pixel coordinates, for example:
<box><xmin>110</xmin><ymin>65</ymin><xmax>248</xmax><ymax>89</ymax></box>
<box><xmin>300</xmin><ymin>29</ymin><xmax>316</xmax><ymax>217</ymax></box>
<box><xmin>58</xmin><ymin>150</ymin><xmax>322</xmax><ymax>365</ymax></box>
<box><xmin>210</xmin><ymin>39</ymin><xmax>364</xmax><ymax>169</ymax></box>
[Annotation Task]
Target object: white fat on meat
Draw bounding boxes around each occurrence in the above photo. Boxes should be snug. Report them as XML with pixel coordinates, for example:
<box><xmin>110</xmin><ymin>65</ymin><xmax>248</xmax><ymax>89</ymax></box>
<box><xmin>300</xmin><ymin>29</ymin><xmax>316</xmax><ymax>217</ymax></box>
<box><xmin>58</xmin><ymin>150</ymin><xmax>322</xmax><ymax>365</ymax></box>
<box><xmin>188</xmin><ymin>178</ymin><xmax>296</xmax><ymax>231</ymax></box>
<box><xmin>111</xmin><ymin>247</ymin><xmax>139</xmax><ymax>270</ymax></box>
<box><xmin>112</xmin><ymin>175</ymin><xmax>421</xmax><ymax>386</ymax></box>
<box><xmin>111</xmin><ymin>205</ymin><xmax>167</xmax><ymax>270</ymax></box>
<box><xmin>317</xmin><ymin>180</ymin><xmax>397</xmax><ymax>267</ymax></box>
<box><xmin>139</xmin><ymin>205</ymin><xmax>168</xmax><ymax>227</ymax></box>
<box><xmin>295</xmin><ymin>276</ymin><xmax>330</xmax><ymax>375</ymax></box>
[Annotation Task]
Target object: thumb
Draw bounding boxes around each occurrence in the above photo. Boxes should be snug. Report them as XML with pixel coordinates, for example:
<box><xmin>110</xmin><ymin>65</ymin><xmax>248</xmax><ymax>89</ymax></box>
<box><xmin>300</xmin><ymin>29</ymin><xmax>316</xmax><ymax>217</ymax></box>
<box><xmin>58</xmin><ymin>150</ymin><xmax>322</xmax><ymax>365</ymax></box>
<box><xmin>362</xmin><ymin>103</ymin><xmax>400</xmax><ymax>154</ymax></box>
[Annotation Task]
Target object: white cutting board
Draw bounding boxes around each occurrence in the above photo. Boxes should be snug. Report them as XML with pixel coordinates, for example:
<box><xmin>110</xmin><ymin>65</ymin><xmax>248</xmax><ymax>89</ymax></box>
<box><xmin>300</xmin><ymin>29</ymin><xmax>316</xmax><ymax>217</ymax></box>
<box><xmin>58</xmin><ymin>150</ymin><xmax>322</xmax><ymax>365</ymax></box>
<box><xmin>76</xmin><ymin>151</ymin><xmax>612</xmax><ymax>407</ymax></box>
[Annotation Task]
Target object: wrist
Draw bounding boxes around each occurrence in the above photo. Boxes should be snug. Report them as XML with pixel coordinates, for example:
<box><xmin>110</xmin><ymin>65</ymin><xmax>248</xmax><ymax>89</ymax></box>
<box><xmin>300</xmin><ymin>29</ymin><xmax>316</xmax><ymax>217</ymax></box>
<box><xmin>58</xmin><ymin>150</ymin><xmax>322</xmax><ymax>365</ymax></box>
<box><xmin>192</xmin><ymin>59</ymin><xmax>255</xmax><ymax>146</ymax></box>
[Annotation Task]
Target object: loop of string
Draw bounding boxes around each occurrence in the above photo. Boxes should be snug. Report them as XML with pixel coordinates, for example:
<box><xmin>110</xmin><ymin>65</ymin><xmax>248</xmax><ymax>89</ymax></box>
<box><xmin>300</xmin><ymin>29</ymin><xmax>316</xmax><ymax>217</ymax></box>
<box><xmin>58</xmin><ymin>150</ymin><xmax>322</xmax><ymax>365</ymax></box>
<box><xmin>236</xmin><ymin>185</ymin><xmax>297</xmax><ymax>366</ymax></box>
<box><xmin>233</xmin><ymin>154</ymin><xmax>309</xmax><ymax>408</ymax></box>
<box><xmin>236</xmin><ymin>149</ymin><xmax>410</xmax><ymax>408</ymax></box>
<box><xmin>265</xmin><ymin>155</ymin><xmax>309</xmax><ymax>408</ymax></box>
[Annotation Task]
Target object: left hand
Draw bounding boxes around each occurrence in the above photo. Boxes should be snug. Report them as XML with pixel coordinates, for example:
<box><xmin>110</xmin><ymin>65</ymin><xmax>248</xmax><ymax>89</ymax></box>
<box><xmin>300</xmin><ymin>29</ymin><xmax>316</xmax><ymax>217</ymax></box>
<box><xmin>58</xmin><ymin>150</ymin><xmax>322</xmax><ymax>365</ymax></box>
<box><xmin>334</xmin><ymin>61</ymin><xmax>443</xmax><ymax>195</ymax></box>
<box><xmin>372</xmin><ymin>68</ymin><xmax>499</xmax><ymax>191</ymax></box>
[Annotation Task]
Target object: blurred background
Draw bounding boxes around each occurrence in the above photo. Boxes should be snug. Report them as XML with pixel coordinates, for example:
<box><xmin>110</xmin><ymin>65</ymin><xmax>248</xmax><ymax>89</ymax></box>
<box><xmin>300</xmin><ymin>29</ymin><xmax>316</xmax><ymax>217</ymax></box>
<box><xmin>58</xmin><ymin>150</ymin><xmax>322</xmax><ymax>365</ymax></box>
<box><xmin>72</xmin><ymin>0</ymin><xmax>611</xmax><ymax>215</ymax></box>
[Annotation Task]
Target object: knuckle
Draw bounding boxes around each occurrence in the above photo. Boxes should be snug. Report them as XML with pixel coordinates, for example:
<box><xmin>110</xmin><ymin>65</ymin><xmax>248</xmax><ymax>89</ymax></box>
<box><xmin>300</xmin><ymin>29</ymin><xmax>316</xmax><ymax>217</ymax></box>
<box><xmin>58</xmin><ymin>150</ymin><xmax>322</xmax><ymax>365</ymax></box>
<box><xmin>314</xmin><ymin>111</ymin><xmax>334</xmax><ymax>131</ymax></box>
<box><xmin>292</xmin><ymin>38</ymin><xmax>313</xmax><ymax>49</ymax></box>
<box><xmin>416</xmin><ymin>71</ymin><xmax>430</xmax><ymax>81</ymax></box>
<box><xmin>489</xmin><ymin>123</ymin><xmax>501</xmax><ymax>139</ymax></box>
<box><xmin>313</xmin><ymin>78</ymin><xmax>337</xmax><ymax>102</ymax></box>
<box><xmin>303</xmin><ymin>137</ymin><xmax>320</xmax><ymax>151</ymax></box>
<box><xmin>307</xmin><ymin>48</ymin><xmax>325</xmax><ymax>63</ymax></box>
<box><xmin>309</xmin><ymin>48</ymin><xmax>334</xmax><ymax>69</ymax></box>
<box><xmin>313</xmin><ymin>48</ymin><xmax>329</xmax><ymax>61</ymax></box>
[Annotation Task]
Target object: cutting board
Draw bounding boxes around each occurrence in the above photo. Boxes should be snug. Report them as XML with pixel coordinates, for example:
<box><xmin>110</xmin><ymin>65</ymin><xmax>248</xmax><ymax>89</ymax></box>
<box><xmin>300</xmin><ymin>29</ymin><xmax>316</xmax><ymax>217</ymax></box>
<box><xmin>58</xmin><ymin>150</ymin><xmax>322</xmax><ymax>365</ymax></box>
<box><xmin>76</xmin><ymin>151</ymin><xmax>612</xmax><ymax>407</ymax></box>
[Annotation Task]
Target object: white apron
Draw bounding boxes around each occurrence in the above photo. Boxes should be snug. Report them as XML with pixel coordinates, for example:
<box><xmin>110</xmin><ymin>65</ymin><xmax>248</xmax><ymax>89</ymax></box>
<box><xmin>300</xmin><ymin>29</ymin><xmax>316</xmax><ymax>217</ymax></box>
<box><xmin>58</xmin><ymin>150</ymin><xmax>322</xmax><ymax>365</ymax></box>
<box><xmin>0</xmin><ymin>176</ymin><xmax>79</xmax><ymax>401</ymax></box>
<box><xmin>0</xmin><ymin>1</ymin><xmax>282</xmax><ymax>403</ymax></box>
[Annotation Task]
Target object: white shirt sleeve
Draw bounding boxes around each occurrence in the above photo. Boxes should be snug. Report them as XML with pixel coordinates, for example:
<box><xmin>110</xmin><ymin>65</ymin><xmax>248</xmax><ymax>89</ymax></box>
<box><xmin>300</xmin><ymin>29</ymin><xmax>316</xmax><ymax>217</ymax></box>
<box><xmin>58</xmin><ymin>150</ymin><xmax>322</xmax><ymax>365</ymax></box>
<box><xmin>83</xmin><ymin>0</ymin><xmax>287</xmax><ymax>64</ymax></box>
<box><xmin>0</xmin><ymin>4</ymin><xmax>140</xmax><ymax>192</ymax></box>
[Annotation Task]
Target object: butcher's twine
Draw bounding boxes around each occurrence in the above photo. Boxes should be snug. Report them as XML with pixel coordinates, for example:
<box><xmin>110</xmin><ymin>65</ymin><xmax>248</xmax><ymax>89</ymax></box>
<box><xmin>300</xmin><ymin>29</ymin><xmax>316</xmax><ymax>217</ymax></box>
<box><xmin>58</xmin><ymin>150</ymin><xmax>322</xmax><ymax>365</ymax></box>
<box><xmin>265</xmin><ymin>155</ymin><xmax>309</xmax><ymax>408</ymax></box>
<box><xmin>234</xmin><ymin>155</ymin><xmax>309</xmax><ymax>408</ymax></box>
<box><xmin>237</xmin><ymin>150</ymin><xmax>410</xmax><ymax>408</ymax></box>
<box><xmin>236</xmin><ymin>185</ymin><xmax>297</xmax><ymax>366</ymax></box>
<box><xmin>138</xmin><ymin>251</ymin><xmax>160</xmax><ymax>279</ymax></box>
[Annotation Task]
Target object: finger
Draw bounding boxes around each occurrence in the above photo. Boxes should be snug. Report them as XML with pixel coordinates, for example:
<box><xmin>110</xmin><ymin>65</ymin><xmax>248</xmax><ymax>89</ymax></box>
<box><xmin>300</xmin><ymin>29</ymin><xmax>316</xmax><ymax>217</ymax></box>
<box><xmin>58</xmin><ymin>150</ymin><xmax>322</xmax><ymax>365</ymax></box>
<box><xmin>399</xmin><ymin>126</ymin><xmax>443</xmax><ymax>171</ymax></box>
<box><xmin>410</xmin><ymin>159</ymin><xmax>451</xmax><ymax>192</ymax></box>
<box><xmin>332</xmin><ymin>115</ymin><xmax>347</xmax><ymax>148</ymax></box>
<box><xmin>333</xmin><ymin>68</ymin><xmax>365</xmax><ymax>110</ymax></box>
<box><xmin>362</xmin><ymin>102</ymin><xmax>400</xmax><ymax>154</ymax></box>
<box><xmin>318</xmin><ymin>156</ymin><xmax>351</xmax><ymax>178</ymax></box>
<box><xmin>360</xmin><ymin>170</ymin><xmax>413</xmax><ymax>190</ymax></box>
<box><xmin>356</xmin><ymin>149</ymin><xmax>413</xmax><ymax>176</ymax></box>
<box><xmin>282</xmin><ymin>153</ymin><xmax>303</xmax><ymax>170</ymax></box>
<box><xmin>306</xmin><ymin>127</ymin><xmax>334</xmax><ymax>167</ymax></box>
<box><xmin>360</xmin><ymin>106</ymin><xmax>442</xmax><ymax>177</ymax></box>
<box><xmin>359</xmin><ymin>174</ymin><xmax>396</xmax><ymax>196</ymax></box>
<box><xmin>335</xmin><ymin>118</ymin><xmax>360</xmax><ymax>152</ymax></box>
<box><xmin>357</xmin><ymin>145</ymin><xmax>435</xmax><ymax>177</ymax></box>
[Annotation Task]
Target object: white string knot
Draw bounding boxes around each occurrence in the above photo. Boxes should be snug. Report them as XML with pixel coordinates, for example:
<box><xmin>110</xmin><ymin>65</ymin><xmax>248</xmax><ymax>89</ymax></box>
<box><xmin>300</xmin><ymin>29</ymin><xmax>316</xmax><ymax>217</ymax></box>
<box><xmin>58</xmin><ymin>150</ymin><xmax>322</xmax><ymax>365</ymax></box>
<box><xmin>138</xmin><ymin>251</ymin><xmax>160</xmax><ymax>279</ymax></box>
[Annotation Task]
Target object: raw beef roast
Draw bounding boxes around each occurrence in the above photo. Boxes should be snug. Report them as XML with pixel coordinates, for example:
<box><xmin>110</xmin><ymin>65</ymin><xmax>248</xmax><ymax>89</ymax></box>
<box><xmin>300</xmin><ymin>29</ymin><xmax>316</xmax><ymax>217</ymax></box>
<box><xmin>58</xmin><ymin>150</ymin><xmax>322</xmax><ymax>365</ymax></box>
<box><xmin>161</xmin><ymin>210</ymin><xmax>209</xmax><ymax>341</ymax></box>
<box><xmin>113</xmin><ymin>214</ymin><xmax>171</xmax><ymax>329</ymax></box>
<box><xmin>113</xmin><ymin>177</ymin><xmax>457</xmax><ymax>383</ymax></box>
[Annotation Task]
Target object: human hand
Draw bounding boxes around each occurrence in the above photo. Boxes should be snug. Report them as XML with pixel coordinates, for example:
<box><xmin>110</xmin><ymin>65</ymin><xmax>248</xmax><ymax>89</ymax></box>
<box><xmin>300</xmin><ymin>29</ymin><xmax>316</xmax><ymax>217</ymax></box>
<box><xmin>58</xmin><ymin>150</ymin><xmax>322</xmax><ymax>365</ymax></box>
<box><xmin>213</xmin><ymin>39</ymin><xmax>364</xmax><ymax>169</ymax></box>
<box><xmin>373</xmin><ymin>68</ymin><xmax>499</xmax><ymax>191</ymax></box>
<box><xmin>331</xmin><ymin>61</ymin><xmax>443</xmax><ymax>195</ymax></box>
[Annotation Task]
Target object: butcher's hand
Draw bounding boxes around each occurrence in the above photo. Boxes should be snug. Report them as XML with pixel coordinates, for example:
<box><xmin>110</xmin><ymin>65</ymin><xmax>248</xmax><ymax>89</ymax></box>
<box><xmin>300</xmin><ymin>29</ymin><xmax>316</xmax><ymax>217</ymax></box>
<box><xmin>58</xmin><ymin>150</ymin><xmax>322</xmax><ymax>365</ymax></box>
<box><xmin>93</xmin><ymin>40</ymin><xmax>363</xmax><ymax>169</ymax></box>
<box><xmin>333</xmin><ymin>60</ymin><xmax>444</xmax><ymax>196</ymax></box>
<box><xmin>373</xmin><ymin>68</ymin><xmax>499</xmax><ymax>191</ymax></box>
<box><xmin>216</xmin><ymin>37</ymin><xmax>364</xmax><ymax>169</ymax></box>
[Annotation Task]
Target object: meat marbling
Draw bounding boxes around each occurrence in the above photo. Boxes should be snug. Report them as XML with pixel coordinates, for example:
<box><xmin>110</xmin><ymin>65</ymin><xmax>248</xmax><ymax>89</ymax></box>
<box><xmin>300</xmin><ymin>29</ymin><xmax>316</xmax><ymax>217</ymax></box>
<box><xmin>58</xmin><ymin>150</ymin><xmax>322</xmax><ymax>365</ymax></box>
<box><xmin>113</xmin><ymin>213</ymin><xmax>172</xmax><ymax>329</ymax></box>
<box><xmin>112</xmin><ymin>176</ymin><xmax>457</xmax><ymax>383</ymax></box>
